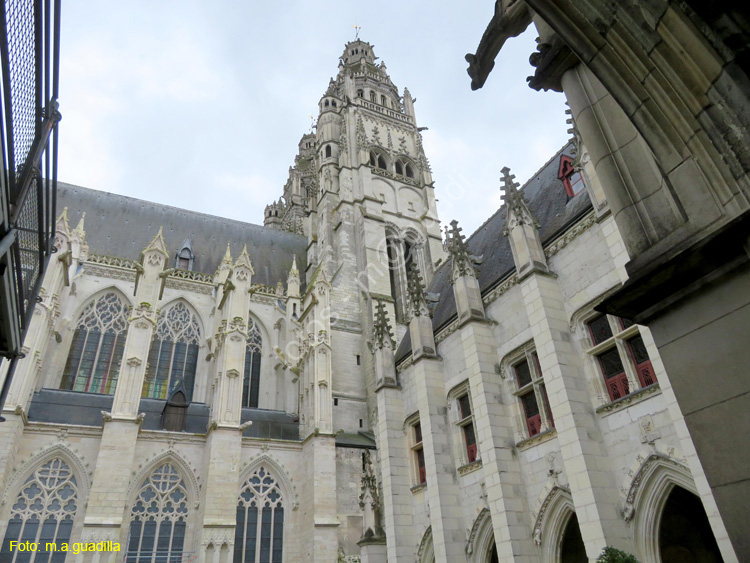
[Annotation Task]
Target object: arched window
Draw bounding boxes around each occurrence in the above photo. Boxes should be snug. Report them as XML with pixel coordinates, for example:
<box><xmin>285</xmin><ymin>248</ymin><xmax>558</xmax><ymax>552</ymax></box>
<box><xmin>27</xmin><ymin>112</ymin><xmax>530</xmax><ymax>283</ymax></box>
<box><xmin>369</xmin><ymin>152</ymin><xmax>376</xmax><ymax>167</ymax></box>
<box><xmin>357</xmin><ymin>89</ymin><xmax>363</xmax><ymax>98</ymax></box>
<box><xmin>558</xmin><ymin>155</ymin><xmax>586</xmax><ymax>197</ymax></box>
<box><xmin>324</xmin><ymin>100</ymin><xmax>329</xmax><ymax>107</ymax></box>
<box><xmin>560</xmin><ymin>514</ymin><xmax>586</xmax><ymax>561</ymax></box>
<box><xmin>143</xmin><ymin>302</ymin><xmax>201</xmax><ymax>402</ymax></box>
<box><xmin>405</xmin><ymin>164</ymin><xmax>414</xmax><ymax>178</ymax></box>
<box><xmin>395</xmin><ymin>161</ymin><xmax>403</xmax><ymax>175</ymax></box>
<box><xmin>325</xmin><ymin>145</ymin><xmax>331</xmax><ymax>158</ymax></box>
<box><xmin>61</xmin><ymin>292</ymin><xmax>129</xmax><ymax>394</ymax></box>
<box><xmin>0</xmin><ymin>458</ymin><xmax>79</xmax><ymax>561</ymax></box>
<box><xmin>234</xmin><ymin>467</ymin><xmax>284</xmax><ymax>563</ymax></box>
<box><xmin>377</xmin><ymin>155</ymin><xmax>386</xmax><ymax>170</ymax></box>
<box><xmin>243</xmin><ymin>319</ymin><xmax>262</xmax><ymax>408</ymax></box>
<box><xmin>332</xmin><ymin>100</ymin><xmax>337</xmax><ymax>107</ymax></box>
<box><xmin>381</xmin><ymin>95</ymin><xmax>386</xmax><ymax>106</ymax></box>
<box><xmin>370</xmin><ymin>91</ymin><xmax>376</xmax><ymax>102</ymax></box>
<box><xmin>127</xmin><ymin>463</ymin><xmax>188</xmax><ymax>563</ymax></box>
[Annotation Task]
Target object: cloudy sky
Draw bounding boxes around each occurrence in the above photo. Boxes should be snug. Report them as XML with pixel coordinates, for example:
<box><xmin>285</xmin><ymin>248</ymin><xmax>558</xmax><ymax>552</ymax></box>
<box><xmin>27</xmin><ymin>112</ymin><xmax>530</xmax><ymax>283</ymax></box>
<box><xmin>58</xmin><ymin>1</ymin><xmax>570</xmax><ymax>236</ymax></box>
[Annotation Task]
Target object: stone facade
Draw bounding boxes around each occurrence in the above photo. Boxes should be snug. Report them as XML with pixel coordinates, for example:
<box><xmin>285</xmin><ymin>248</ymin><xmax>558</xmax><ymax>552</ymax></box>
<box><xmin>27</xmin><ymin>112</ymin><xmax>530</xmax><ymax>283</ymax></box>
<box><xmin>0</xmin><ymin>33</ymin><xmax>740</xmax><ymax>563</ymax></box>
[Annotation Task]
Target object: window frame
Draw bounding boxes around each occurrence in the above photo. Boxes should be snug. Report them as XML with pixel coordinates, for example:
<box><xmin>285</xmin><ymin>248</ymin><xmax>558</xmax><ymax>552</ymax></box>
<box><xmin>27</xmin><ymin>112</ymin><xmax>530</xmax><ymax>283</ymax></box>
<box><xmin>558</xmin><ymin>155</ymin><xmax>586</xmax><ymax>198</ymax></box>
<box><xmin>406</xmin><ymin>415</ymin><xmax>426</xmax><ymax>486</ymax></box>
<box><xmin>455</xmin><ymin>391</ymin><xmax>478</xmax><ymax>465</ymax></box>
<box><xmin>584</xmin><ymin>314</ymin><xmax>657</xmax><ymax>404</ymax></box>
<box><xmin>510</xmin><ymin>349</ymin><xmax>554</xmax><ymax>439</ymax></box>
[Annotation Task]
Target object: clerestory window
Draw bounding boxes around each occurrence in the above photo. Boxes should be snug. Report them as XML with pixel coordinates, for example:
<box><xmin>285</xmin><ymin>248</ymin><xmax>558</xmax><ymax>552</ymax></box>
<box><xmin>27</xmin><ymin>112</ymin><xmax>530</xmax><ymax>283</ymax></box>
<box><xmin>242</xmin><ymin>319</ymin><xmax>263</xmax><ymax>408</ymax></box>
<box><xmin>61</xmin><ymin>292</ymin><xmax>128</xmax><ymax>394</ymax></box>
<box><xmin>142</xmin><ymin>302</ymin><xmax>201</xmax><ymax>402</ymax></box>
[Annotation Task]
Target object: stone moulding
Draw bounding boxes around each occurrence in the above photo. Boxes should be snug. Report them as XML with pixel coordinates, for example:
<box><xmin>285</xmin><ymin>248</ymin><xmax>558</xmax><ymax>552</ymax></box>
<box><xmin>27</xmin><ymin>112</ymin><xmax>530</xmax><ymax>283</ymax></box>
<box><xmin>543</xmin><ymin>211</ymin><xmax>597</xmax><ymax>259</ymax></box>
<box><xmin>595</xmin><ymin>383</ymin><xmax>661</xmax><ymax>416</ymax></box>
<box><xmin>457</xmin><ymin>458</ymin><xmax>483</xmax><ymax>477</ymax></box>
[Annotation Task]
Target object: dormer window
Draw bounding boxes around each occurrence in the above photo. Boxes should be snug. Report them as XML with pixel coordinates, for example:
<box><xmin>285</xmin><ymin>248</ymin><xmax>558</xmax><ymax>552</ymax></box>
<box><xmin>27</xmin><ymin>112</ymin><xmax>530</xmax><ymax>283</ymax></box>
<box><xmin>175</xmin><ymin>238</ymin><xmax>194</xmax><ymax>271</ymax></box>
<box><xmin>558</xmin><ymin>155</ymin><xmax>585</xmax><ymax>197</ymax></box>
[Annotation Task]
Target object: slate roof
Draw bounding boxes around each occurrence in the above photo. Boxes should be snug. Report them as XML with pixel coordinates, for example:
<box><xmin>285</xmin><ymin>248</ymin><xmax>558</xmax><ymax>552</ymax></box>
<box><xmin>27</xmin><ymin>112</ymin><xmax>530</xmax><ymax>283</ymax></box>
<box><xmin>395</xmin><ymin>142</ymin><xmax>593</xmax><ymax>362</ymax></box>
<box><xmin>57</xmin><ymin>183</ymin><xmax>307</xmax><ymax>288</ymax></box>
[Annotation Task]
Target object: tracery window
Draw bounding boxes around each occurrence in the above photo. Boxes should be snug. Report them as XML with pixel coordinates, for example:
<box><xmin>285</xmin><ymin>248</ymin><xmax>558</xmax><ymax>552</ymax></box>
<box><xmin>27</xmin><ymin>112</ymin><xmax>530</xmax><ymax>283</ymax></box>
<box><xmin>0</xmin><ymin>458</ymin><xmax>78</xmax><ymax>563</ymax></box>
<box><xmin>242</xmin><ymin>320</ymin><xmax>262</xmax><ymax>408</ymax></box>
<box><xmin>126</xmin><ymin>463</ymin><xmax>188</xmax><ymax>563</ymax></box>
<box><xmin>233</xmin><ymin>467</ymin><xmax>284</xmax><ymax>563</ymax></box>
<box><xmin>61</xmin><ymin>292</ymin><xmax>128</xmax><ymax>394</ymax></box>
<box><xmin>142</xmin><ymin>302</ymin><xmax>201</xmax><ymax>402</ymax></box>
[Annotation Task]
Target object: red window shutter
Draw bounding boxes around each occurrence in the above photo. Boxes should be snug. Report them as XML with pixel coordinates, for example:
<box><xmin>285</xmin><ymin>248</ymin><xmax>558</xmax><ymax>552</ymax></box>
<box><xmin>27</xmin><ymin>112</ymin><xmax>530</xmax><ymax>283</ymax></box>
<box><xmin>418</xmin><ymin>466</ymin><xmax>426</xmax><ymax>484</ymax></box>
<box><xmin>526</xmin><ymin>414</ymin><xmax>542</xmax><ymax>437</ymax></box>
<box><xmin>606</xmin><ymin>373</ymin><xmax>630</xmax><ymax>401</ymax></box>
<box><xmin>635</xmin><ymin>360</ymin><xmax>656</xmax><ymax>387</ymax></box>
<box><xmin>467</xmin><ymin>443</ymin><xmax>478</xmax><ymax>463</ymax></box>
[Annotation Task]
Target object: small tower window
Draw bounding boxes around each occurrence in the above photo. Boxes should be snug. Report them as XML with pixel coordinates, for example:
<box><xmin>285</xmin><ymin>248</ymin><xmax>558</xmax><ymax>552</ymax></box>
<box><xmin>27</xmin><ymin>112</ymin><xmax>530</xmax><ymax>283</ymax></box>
<box><xmin>332</xmin><ymin>100</ymin><xmax>337</xmax><ymax>107</ymax></box>
<box><xmin>370</xmin><ymin>152</ymin><xmax>376</xmax><ymax>167</ymax></box>
<box><xmin>370</xmin><ymin>91</ymin><xmax>376</xmax><ymax>102</ymax></box>
<box><xmin>377</xmin><ymin>155</ymin><xmax>386</xmax><ymax>170</ymax></box>
<box><xmin>380</xmin><ymin>95</ymin><xmax>386</xmax><ymax>105</ymax></box>
<box><xmin>405</xmin><ymin>164</ymin><xmax>414</xmax><ymax>178</ymax></box>
<box><xmin>357</xmin><ymin>89</ymin><xmax>363</xmax><ymax>98</ymax></box>
<box><xmin>324</xmin><ymin>99</ymin><xmax>329</xmax><ymax>107</ymax></box>
<box><xmin>395</xmin><ymin>162</ymin><xmax>403</xmax><ymax>175</ymax></box>
<box><xmin>325</xmin><ymin>145</ymin><xmax>332</xmax><ymax>158</ymax></box>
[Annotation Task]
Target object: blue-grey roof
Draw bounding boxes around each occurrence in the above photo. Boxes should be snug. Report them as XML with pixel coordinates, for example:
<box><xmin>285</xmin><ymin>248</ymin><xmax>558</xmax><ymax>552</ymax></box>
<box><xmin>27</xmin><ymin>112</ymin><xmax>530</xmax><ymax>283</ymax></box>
<box><xmin>396</xmin><ymin>142</ymin><xmax>592</xmax><ymax>362</ymax></box>
<box><xmin>57</xmin><ymin>183</ymin><xmax>307</xmax><ymax>287</ymax></box>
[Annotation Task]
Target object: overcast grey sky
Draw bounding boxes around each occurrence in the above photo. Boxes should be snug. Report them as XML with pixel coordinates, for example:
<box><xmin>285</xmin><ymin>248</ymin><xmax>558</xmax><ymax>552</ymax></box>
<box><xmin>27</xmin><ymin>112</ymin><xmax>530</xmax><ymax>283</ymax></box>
<box><xmin>58</xmin><ymin>1</ymin><xmax>570</xmax><ymax>237</ymax></box>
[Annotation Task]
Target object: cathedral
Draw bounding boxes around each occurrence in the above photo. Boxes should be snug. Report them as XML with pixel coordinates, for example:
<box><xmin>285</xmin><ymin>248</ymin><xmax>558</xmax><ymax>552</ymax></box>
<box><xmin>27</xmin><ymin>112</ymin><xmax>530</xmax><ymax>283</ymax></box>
<box><xmin>0</xmin><ymin>29</ymin><xmax>741</xmax><ymax>563</ymax></box>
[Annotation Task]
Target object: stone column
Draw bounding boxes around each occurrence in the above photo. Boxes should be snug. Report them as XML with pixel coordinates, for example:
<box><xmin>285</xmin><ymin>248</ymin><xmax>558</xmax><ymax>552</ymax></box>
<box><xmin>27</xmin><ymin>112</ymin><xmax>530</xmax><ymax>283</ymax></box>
<box><xmin>371</xmin><ymin>301</ymin><xmax>415</xmax><ymax>561</ymax></box>
<box><xmin>80</xmin><ymin>227</ymin><xmax>168</xmax><ymax>562</ymax></box>
<box><xmin>407</xmin><ymin>266</ymin><xmax>466</xmax><ymax>563</ymax></box>
<box><xmin>445</xmin><ymin>220</ymin><xmax>536</xmax><ymax>562</ymax></box>
<box><xmin>200</xmin><ymin>245</ymin><xmax>255</xmax><ymax>556</ymax></box>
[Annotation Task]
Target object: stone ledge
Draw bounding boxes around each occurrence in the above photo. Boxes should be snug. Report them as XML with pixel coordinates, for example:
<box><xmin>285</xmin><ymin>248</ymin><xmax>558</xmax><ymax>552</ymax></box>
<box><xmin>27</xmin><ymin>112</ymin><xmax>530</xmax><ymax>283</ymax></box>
<box><xmin>457</xmin><ymin>458</ymin><xmax>483</xmax><ymax>476</ymax></box>
<box><xmin>410</xmin><ymin>482</ymin><xmax>427</xmax><ymax>495</ymax></box>
<box><xmin>596</xmin><ymin>383</ymin><xmax>661</xmax><ymax>416</ymax></box>
<box><xmin>516</xmin><ymin>428</ymin><xmax>557</xmax><ymax>451</ymax></box>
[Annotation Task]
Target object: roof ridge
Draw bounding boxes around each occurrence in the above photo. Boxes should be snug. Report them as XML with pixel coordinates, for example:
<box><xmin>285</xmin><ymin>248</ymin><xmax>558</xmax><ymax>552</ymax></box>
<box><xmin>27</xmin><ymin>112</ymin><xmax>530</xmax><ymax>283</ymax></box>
<box><xmin>57</xmin><ymin>181</ymin><xmax>306</xmax><ymax>241</ymax></box>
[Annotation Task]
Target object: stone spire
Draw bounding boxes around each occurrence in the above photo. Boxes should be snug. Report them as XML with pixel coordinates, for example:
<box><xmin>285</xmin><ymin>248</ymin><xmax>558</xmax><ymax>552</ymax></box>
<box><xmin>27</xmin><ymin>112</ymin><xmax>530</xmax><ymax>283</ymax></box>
<box><xmin>501</xmin><ymin>166</ymin><xmax>548</xmax><ymax>277</ymax></box>
<box><xmin>372</xmin><ymin>300</ymin><xmax>395</xmax><ymax>350</ymax></box>
<box><xmin>445</xmin><ymin>219</ymin><xmax>485</xmax><ymax>324</ymax></box>
<box><xmin>287</xmin><ymin>255</ymin><xmax>300</xmax><ymax>298</ymax></box>
<box><xmin>445</xmin><ymin>219</ymin><xmax>476</xmax><ymax>285</ymax></box>
<box><xmin>406</xmin><ymin>262</ymin><xmax>430</xmax><ymax>319</ymax></box>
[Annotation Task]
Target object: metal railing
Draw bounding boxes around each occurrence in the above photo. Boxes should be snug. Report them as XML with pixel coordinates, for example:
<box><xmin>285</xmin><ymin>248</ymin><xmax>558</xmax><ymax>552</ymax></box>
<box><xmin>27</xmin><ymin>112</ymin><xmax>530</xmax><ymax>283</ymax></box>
<box><xmin>0</xmin><ymin>0</ymin><xmax>61</xmax><ymax>412</ymax></box>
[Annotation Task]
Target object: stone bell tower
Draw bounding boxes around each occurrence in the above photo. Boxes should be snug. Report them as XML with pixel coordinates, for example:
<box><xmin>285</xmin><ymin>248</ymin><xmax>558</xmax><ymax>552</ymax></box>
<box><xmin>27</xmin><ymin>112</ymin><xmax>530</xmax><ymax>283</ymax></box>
<box><xmin>264</xmin><ymin>40</ymin><xmax>446</xmax><ymax>560</ymax></box>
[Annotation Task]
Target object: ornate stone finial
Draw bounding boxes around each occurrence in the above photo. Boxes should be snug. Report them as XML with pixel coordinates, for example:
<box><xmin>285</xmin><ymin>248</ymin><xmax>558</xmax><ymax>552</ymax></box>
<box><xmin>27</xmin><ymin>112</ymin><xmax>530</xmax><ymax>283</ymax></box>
<box><xmin>287</xmin><ymin>255</ymin><xmax>300</xmax><ymax>297</ymax></box>
<box><xmin>234</xmin><ymin>244</ymin><xmax>253</xmax><ymax>270</ymax></box>
<box><xmin>56</xmin><ymin>207</ymin><xmax>70</xmax><ymax>235</ymax></box>
<box><xmin>406</xmin><ymin>263</ymin><xmax>430</xmax><ymax>318</ymax></box>
<box><xmin>445</xmin><ymin>219</ymin><xmax>478</xmax><ymax>284</ymax></box>
<box><xmin>142</xmin><ymin>226</ymin><xmax>169</xmax><ymax>260</ymax></box>
<box><xmin>72</xmin><ymin>211</ymin><xmax>86</xmax><ymax>236</ymax></box>
<box><xmin>501</xmin><ymin>166</ymin><xmax>538</xmax><ymax>231</ymax></box>
<box><xmin>222</xmin><ymin>242</ymin><xmax>232</xmax><ymax>265</ymax></box>
<box><xmin>372</xmin><ymin>300</ymin><xmax>395</xmax><ymax>349</ymax></box>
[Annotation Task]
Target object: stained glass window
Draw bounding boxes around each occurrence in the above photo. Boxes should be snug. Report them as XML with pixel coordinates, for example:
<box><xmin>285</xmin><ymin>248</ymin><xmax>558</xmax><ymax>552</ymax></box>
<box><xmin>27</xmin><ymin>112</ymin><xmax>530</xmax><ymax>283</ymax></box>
<box><xmin>0</xmin><ymin>458</ymin><xmax>78</xmax><ymax>563</ymax></box>
<box><xmin>61</xmin><ymin>292</ymin><xmax>128</xmax><ymax>394</ymax></box>
<box><xmin>233</xmin><ymin>467</ymin><xmax>284</xmax><ymax>563</ymax></box>
<box><xmin>242</xmin><ymin>320</ymin><xmax>262</xmax><ymax>409</ymax></box>
<box><xmin>126</xmin><ymin>463</ymin><xmax>188</xmax><ymax>563</ymax></box>
<box><xmin>143</xmin><ymin>303</ymin><xmax>201</xmax><ymax>402</ymax></box>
